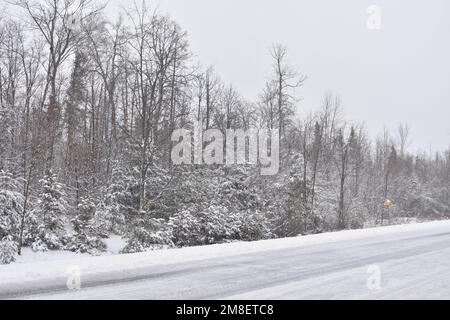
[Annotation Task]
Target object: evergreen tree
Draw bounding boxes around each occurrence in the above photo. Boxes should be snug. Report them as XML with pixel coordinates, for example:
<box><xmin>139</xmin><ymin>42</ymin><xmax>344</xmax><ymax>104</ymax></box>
<box><xmin>32</xmin><ymin>170</ymin><xmax>67</xmax><ymax>250</ymax></box>
<box><xmin>65</xmin><ymin>197</ymin><xmax>106</xmax><ymax>254</ymax></box>
<box><xmin>122</xmin><ymin>210</ymin><xmax>173</xmax><ymax>253</ymax></box>
<box><xmin>0</xmin><ymin>170</ymin><xmax>24</xmax><ymax>240</ymax></box>
<box><xmin>0</xmin><ymin>235</ymin><xmax>17</xmax><ymax>264</ymax></box>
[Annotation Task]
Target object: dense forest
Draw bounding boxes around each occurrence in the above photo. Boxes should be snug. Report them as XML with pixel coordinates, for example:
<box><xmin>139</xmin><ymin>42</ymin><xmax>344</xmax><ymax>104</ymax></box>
<box><xmin>1</xmin><ymin>0</ymin><xmax>449</xmax><ymax>264</ymax></box>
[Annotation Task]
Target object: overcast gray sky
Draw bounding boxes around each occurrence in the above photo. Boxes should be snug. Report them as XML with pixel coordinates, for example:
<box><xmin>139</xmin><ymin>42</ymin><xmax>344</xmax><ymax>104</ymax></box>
<box><xmin>107</xmin><ymin>0</ymin><xmax>450</xmax><ymax>152</ymax></box>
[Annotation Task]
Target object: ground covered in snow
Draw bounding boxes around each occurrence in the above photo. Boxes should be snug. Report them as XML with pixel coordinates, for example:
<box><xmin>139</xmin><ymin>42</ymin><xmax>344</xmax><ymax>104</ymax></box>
<box><xmin>12</xmin><ymin>235</ymin><xmax>126</xmax><ymax>264</ymax></box>
<box><xmin>1</xmin><ymin>220</ymin><xmax>450</xmax><ymax>299</ymax></box>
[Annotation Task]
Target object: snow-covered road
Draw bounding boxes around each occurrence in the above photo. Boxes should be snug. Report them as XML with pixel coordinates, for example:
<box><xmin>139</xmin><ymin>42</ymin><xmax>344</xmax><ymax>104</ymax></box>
<box><xmin>1</xmin><ymin>220</ymin><xmax>450</xmax><ymax>299</ymax></box>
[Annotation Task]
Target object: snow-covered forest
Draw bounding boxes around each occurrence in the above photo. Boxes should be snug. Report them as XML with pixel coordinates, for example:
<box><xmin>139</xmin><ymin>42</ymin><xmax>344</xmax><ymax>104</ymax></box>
<box><xmin>0</xmin><ymin>0</ymin><xmax>449</xmax><ymax>265</ymax></box>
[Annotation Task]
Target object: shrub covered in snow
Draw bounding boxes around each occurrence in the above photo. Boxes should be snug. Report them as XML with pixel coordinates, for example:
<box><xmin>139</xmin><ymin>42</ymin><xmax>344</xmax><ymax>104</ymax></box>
<box><xmin>65</xmin><ymin>198</ymin><xmax>106</xmax><ymax>254</ymax></box>
<box><xmin>236</xmin><ymin>209</ymin><xmax>273</xmax><ymax>241</ymax></box>
<box><xmin>169</xmin><ymin>205</ymin><xmax>273</xmax><ymax>247</ymax></box>
<box><xmin>121</xmin><ymin>212</ymin><xmax>173</xmax><ymax>253</ymax></box>
<box><xmin>0</xmin><ymin>236</ymin><xmax>17</xmax><ymax>264</ymax></box>
<box><xmin>168</xmin><ymin>208</ymin><xmax>201</xmax><ymax>247</ymax></box>
<box><xmin>30</xmin><ymin>238</ymin><xmax>49</xmax><ymax>252</ymax></box>
<box><xmin>31</xmin><ymin>171</ymin><xmax>67</xmax><ymax>250</ymax></box>
<box><xmin>0</xmin><ymin>170</ymin><xmax>24</xmax><ymax>240</ymax></box>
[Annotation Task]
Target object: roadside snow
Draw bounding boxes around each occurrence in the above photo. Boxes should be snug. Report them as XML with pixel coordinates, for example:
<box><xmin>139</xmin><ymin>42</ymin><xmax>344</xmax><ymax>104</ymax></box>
<box><xmin>11</xmin><ymin>234</ymin><xmax>127</xmax><ymax>265</ymax></box>
<box><xmin>15</xmin><ymin>248</ymin><xmax>86</xmax><ymax>264</ymax></box>
<box><xmin>103</xmin><ymin>235</ymin><xmax>127</xmax><ymax>254</ymax></box>
<box><xmin>1</xmin><ymin>220</ymin><xmax>450</xmax><ymax>291</ymax></box>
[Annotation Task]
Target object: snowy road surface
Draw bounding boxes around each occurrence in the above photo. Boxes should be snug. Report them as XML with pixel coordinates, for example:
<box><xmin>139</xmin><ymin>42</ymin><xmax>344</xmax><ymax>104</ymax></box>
<box><xmin>1</xmin><ymin>220</ymin><xmax>450</xmax><ymax>299</ymax></box>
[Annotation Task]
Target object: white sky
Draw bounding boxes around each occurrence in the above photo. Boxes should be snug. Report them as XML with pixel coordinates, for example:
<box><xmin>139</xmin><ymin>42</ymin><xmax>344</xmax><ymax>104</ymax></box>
<box><xmin>88</xmin><ymin>0</ymin><xmax>450</xmax><ymax>152</ymax></box>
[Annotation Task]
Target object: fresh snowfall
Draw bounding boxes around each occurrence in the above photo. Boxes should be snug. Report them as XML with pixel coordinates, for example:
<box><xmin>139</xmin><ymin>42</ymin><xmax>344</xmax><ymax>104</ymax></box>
<box><xmin>0</xmin><ymin>0</ymin><xmax>450</xmax><ymax>300</ymax></box>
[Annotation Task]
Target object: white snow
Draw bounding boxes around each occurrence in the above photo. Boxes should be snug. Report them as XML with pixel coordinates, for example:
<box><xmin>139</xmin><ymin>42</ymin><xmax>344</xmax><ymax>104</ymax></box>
<box><xmin>103</xmin><ymin>235</ymin><xmax>127</xmax><ymax>255</ymax></box>
<box><xmin>1</xmin><ymin>220</ymin><xmax>450</xmax><ymax>299</ymax></box>
<box><xmin>15</xmin><ymin>248</ymin><xmax>87</xmax><ymax>264</ymax></box>
<box><xmin>12</xmin><ymin>234</ymin><xmax>127</xmax><ymax>265</ymax></box>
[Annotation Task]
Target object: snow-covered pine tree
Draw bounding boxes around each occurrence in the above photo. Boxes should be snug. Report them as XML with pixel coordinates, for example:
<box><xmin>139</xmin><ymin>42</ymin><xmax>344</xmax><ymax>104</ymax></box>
<box><xmin>0</xmin><ymin>170</ymin><xmax>24</xmax><ymax>243</ymax></box>
<box><xmin>65</xmin><ymin>197</ymin><xmax>106</xmax><ymax>254</ymax></box>
<box><xmin>122</xmin><ymin>210</ymin><xmax>173</xmax><ymax>253</ymax></box>
<box><xmin>0</xmin><ymin>235</ymin><xmax>17</xmax><ymax>264</ymax></box>
<box><xmin>97</xmin><ymin>163</ymin><xmax>134</xmax><ymax>233</ymax></box>
<box><xmin>31</xmin><ymin>170</ymin><xmax>67</xmax><ymax>250</ymax></box>
<box><xmin>168</xmin><ymin>208</ymin><xmax>201</xmax><ymax>247</ymax></box>
<box><xmin>236</xmin><ymin>209</ymin><xmax>272</xmax><ymax>241</ymax></box>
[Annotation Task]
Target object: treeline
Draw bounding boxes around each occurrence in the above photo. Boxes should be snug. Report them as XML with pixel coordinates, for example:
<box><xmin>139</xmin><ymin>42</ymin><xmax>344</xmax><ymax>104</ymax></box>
<box><xmin>0</xmin><ymin>0</ymin><xmax>449</xmax><ymax>264</ymax></box>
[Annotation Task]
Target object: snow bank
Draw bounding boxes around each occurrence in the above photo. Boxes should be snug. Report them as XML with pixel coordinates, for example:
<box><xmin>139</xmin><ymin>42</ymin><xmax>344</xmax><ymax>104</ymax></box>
<box><xmin>1</xmin><ymin>220</ymin><xmax>449</xmax><ymax>289</ymax></box>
